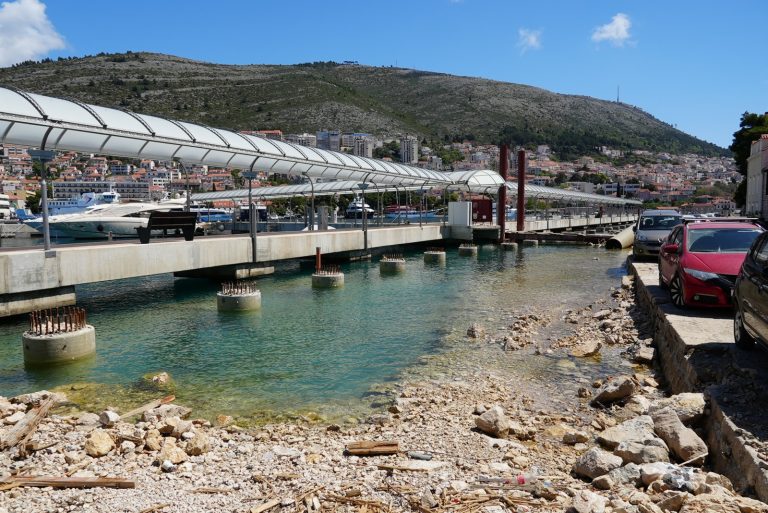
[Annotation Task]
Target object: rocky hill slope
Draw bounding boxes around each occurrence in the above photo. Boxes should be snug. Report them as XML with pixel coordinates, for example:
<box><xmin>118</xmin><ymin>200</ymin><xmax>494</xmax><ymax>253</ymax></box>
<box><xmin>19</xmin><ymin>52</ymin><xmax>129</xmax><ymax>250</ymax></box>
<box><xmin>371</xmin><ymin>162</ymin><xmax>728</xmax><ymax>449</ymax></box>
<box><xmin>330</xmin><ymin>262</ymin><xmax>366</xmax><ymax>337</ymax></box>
<box><xmin>0</xmin><ymin>52</ymin><xmax>724</xmax><ymax>157</ymax></box>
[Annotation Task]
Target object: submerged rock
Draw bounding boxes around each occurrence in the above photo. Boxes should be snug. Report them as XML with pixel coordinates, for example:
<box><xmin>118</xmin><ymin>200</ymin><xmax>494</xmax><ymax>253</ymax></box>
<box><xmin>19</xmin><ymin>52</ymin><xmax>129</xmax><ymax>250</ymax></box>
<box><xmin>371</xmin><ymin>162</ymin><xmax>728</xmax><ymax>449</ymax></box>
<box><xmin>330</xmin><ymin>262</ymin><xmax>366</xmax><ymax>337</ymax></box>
<box><xmin>467</xmin><ymin>323</ymin><xmax>485</xmax><ymax>339</ymax></box>
<box><xmin>571</xmin><ymin>339</ymin><xmax>603</xmax><ymax>358</ymax></box>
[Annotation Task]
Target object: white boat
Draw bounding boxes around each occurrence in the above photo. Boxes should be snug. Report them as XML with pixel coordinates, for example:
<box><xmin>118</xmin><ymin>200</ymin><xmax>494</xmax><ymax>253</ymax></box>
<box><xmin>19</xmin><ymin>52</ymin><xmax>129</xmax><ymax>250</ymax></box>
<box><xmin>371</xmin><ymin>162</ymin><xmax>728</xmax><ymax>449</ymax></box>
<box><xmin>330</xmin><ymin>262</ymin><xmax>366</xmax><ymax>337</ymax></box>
<box><xmin>0</xmin><ymin>194</ymin><xmax>11</xmax><ymax>220</ymax></box>
<box><xmin>41</xmin><ymin>199</ymin><xmax>187</xmax><ymax>239</ymax></box>
<box><xmin>384</xmin><ymin>205</ymin><xmax>443</xmax><ymax>221</ymax></box>
<box><xmin>345</xmin><ymin>196</ymin><xmax>375</xmax><ymax>219</ymax></box>
<box><xmin>48</xmin><ymin>190</ymin><xmax>121</xmax><ymax>216</ymax></box>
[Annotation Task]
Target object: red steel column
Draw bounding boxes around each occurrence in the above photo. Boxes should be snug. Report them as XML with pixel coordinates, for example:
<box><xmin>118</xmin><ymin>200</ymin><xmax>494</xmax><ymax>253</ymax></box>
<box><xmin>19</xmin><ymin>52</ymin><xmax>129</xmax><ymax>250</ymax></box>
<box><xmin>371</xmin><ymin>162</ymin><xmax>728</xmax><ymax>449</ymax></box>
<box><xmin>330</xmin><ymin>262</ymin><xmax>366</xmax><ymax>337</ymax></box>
<box><xmin>516</xmin><ymin>149</ymin><xmax>526</xmax><ymax>232</ymax></box>
<box><xmin>315</xmin><ymin>247</ymin><xmax>321</xmax><ymax>272</ymax></box>
<box><xmin>497</xmin><ymin>144</ymin><xmax>508</xmax><ymax>242</ymax></box>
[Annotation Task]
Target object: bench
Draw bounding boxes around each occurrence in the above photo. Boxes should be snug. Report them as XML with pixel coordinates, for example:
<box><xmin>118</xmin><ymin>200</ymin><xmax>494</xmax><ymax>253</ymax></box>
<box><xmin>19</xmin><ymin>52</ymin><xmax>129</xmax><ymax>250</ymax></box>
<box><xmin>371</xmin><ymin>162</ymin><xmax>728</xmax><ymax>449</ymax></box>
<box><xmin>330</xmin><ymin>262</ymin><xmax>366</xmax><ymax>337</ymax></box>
<box><xmin>136</xmin><ymin>211</ymin><xmax>198</xmax><ymax>244</ymax></box>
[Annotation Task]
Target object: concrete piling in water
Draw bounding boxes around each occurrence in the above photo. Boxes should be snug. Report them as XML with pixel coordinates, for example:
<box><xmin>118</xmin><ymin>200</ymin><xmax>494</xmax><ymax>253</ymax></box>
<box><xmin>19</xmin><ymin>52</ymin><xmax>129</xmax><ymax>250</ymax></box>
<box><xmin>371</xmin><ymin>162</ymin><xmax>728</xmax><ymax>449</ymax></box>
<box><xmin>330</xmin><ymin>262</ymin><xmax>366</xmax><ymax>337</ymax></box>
<box><xmin>423</xmin><ymin>247</ymin><xmax>446</xmax><ymax>264</ymax></box>
<box><xmin>522</xmin><ymin>239</ymin><xmax>539</xmax><ymax>247</ymax></box>
<box><xmin>217</xmin><ymin>281</ymin><xmax>262</xmax><ymax>311</ymax></box>
<box><xmin>312</xmin><ymin>246</ymin><xmax>344</xmax><ymax>288</ymax></box>
<box><xmin>501</xmin><ymin>242</ymin><xmax>518</xmax><ymax>251</ymax></box>
<box><xmin>312</xmin><ymin>265</ymin><xmax>345</xmax><ymax>288</ymax></box>
<box><xmin>380</xmin><ymin>254</ymin><xmax>406</xmax><ymax>274</ymax></box>
<box><xmin>23</xmin><ymin>307</ymin><xmax>95</xmax><ymax>365</ymax></box>
<box><xmin>458</xmin><ymin>243</ymin><xmax>478</xmax><ymax>256</ymax></box>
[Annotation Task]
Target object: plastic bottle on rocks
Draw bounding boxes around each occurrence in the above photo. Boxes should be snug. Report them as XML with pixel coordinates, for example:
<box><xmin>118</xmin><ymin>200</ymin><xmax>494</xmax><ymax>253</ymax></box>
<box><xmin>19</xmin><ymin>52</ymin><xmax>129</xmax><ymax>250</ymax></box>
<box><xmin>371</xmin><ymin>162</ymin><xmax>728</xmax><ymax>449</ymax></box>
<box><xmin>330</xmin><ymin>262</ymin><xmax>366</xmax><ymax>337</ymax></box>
<box><xmin>516</xmin><ymin>466</ymin><xmax>541</xmax><ymax>485</ymax></box>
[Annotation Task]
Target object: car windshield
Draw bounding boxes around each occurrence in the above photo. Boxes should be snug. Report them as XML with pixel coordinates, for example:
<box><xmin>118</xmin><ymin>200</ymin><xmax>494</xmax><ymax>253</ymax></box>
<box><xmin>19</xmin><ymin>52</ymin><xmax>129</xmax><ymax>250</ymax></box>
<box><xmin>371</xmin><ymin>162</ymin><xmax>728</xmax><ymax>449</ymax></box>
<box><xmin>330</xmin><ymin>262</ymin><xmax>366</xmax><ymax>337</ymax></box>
<box><xmin>686</xmin><ymin>227</ymin><xmax>763</xmax><ymax>253</ymax></box>
<box><xmin>639</xmin><ymin>215</ymin><xmax>681</xmax><ymax>230</ymax></box>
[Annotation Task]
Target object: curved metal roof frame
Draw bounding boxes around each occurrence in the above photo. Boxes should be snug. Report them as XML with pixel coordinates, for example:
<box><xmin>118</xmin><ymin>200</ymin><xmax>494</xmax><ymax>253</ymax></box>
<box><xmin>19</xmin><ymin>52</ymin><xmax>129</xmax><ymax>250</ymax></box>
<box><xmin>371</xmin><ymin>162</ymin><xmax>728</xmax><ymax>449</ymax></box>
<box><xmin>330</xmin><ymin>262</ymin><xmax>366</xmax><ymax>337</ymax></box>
<box><xmin>191</xmin><ymin>180</ymin><xmax>424</xmax><ymax>202</ymax></box>
<box><xmin>192</xmin><ymin>169</ymin><xmax>642</xmax><ymax>205</ymax></box>
<box><xmin>444</xmin><ymin>170</ymin><xmax>641</xmax><ymax>206</ymax></box>
<box><xmin>0</xmin><ymin>86</ymin><xmax>452</xmax><ymax>187</ymax></box>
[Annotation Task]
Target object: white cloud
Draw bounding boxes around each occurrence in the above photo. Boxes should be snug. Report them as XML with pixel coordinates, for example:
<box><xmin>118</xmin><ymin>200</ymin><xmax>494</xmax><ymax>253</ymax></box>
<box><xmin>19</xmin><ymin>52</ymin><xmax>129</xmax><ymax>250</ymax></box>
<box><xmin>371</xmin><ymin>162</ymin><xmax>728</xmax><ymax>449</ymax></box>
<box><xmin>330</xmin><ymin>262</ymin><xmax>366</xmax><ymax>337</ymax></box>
<box><xmin>0</xmin><ymin>0</ymin><xmax>65</xmax><ymax>67</ymax></box>
<box><xmin>517</xmin><ymin>28</ymin><xmax>542</xmax><ymax>54</ymax></box>
<box><xmin>591</xmin><ymin>13</ymin><xmax>631</xmax><ymax>46</ymax></box>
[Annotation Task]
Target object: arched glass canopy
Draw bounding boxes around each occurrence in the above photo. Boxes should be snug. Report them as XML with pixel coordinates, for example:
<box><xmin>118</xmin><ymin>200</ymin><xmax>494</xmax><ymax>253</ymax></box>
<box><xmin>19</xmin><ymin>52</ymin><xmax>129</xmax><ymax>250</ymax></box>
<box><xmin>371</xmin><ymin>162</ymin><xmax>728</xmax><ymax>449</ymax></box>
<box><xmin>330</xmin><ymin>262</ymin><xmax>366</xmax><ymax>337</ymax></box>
<box><xmin>0</xmin><ymin>86</ymin><xmax>452</xmax><ymax>186</ymax></box>
<box><xmin>191</xmin><ymin>180</ymin><xmax>426</xmax><ymax>202</ymax></box>
<box><xmin>192</xmin><ymin>168</ymin><xmax>641</xmax><ymax>206</ymax></box>
<box><xmin>0</xmin><ymin>87</ymin><xmax>641</xmax><ymax>207</ymax></box>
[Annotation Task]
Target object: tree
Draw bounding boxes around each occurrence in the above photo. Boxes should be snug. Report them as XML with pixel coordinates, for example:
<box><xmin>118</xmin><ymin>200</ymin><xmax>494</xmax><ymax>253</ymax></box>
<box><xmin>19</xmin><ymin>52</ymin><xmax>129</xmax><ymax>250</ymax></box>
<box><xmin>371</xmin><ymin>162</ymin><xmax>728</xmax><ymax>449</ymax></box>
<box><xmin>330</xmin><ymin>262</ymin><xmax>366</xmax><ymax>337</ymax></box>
<box><xmin>26</xmin><ymin>190</ymin><xmax>42</xmax><ymax>214</ymax></box>
<box><xmin>730</xmin><ymin>112</ymin><xmax>768</xmax><ymax>175</ymax></box>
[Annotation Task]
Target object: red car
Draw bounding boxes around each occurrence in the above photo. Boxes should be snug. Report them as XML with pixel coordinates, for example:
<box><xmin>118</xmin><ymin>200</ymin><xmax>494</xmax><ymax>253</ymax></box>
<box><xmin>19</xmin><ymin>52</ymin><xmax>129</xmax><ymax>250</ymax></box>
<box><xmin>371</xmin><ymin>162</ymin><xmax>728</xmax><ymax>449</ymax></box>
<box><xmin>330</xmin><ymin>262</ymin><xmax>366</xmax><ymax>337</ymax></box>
<box><xmin>658</xmin><ymin>219</ymin><xmax>764</xmax><ymax>308</ymax></box>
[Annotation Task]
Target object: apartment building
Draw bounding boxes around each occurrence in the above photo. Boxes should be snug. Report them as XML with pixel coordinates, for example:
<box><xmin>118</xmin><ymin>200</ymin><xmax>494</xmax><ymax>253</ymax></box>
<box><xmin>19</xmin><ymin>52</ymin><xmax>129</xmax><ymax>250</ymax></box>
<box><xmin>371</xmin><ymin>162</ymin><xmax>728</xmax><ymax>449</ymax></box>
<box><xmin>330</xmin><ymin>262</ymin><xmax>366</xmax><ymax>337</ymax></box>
<box><xmin>285</xmin><ymin>133</ymin><xmax>317</xmax><ymax>147</ymax></box>
<box><xmin>352</xmin><ymin>136</ymin><xmax>374</xmax><ymax>158</ymax></box>
<box><xmin>316</xmin><ymin>130</ymin><xmax>341</xmax><ymax>152</ymax></box>
<box><xmin>400</xmin><ymin>135</ymin><xmax>419</xmax><ymax>164</ymax></box>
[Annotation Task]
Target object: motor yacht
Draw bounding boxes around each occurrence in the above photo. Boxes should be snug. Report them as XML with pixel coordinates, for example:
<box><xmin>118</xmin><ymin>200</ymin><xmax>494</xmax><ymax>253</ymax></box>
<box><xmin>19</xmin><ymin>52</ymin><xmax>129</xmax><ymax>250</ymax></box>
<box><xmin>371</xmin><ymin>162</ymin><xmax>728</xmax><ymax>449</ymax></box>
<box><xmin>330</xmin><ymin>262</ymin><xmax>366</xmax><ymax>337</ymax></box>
<box><xmin>47</xmin><ymin>190</ymin><xmax>121</xmax><ymax>216</ymax></box>
<box><xmin>345</xmin><ymin>196</ymin><xmax>375</xmax><ymax>219</ymax></box>
<box><xmin>37</xmin><ymin>199</ymin><xmax>187</xmax><ymax>239</ymax></box>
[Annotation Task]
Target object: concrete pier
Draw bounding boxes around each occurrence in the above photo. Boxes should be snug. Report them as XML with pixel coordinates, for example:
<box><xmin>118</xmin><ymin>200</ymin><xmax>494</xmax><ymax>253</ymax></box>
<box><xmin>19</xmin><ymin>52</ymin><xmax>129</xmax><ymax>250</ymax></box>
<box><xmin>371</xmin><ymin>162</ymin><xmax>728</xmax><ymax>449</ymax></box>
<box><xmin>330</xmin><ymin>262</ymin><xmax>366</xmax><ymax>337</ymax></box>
<box><xmin>379</xmin><ymin>255</ymin><xmax>406</xmax><ymax>274</ymax></box>
<box><xmin>217</xmin><ymin>291</ymin><xmax>262</xmax><ymax>311</ymax></box>
<box><xmin>424</xmin><ymin>249</ymin><xmax>446</xmax><ymax>264</ymax></box>
<box><xmin>501</xmin><ymin>242</ymin><xmax>518</xmax><ymax>251</ymax></box>
<box><xmin>312</xmin><ymin>271</ymin><xmax>344</xmax><ymax>288</ymax></box>
<box><xmin>22</xmin><ymin>307</ymin><xmax>95</xmax><ymax>365</ymax></box>
<box><xmin>23</xmin><ymin>325</ymin><xmax>95</xmax><ymax>364</ymax></box>
<box><xmin>216</xmin><ymin>281</ymin><xmax>262</xmax><ymax>312</ymax></box>
<box><xmin>458</xmin><ymin>244</ymin><xmax>478</xmax><ymax>256</ymax></box>
<box><xmin>0</xmin><ymin>225</ymin><xmax>444</xmax><ymax>318</ymax></box>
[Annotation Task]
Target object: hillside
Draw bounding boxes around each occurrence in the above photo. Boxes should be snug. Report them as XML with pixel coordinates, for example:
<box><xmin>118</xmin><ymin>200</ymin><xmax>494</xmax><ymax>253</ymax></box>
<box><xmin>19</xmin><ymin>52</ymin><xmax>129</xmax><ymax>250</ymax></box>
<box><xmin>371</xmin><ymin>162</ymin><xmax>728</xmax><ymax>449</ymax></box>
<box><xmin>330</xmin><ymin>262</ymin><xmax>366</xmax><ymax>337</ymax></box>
<box><xmin>0</xmin><ymin>52</ymin><xmax>725</xmax><ymax>157</ymax></box>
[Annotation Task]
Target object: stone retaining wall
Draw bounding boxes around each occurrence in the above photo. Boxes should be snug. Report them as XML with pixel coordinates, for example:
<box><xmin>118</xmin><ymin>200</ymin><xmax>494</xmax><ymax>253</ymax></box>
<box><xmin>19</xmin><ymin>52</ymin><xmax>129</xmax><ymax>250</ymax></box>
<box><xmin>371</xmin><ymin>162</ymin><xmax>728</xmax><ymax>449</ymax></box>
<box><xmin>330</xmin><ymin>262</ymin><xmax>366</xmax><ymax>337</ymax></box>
<box><xmin>630</xmin><ymin>261</ymin><xmax>768</xmax><ymax>501</ymax></box>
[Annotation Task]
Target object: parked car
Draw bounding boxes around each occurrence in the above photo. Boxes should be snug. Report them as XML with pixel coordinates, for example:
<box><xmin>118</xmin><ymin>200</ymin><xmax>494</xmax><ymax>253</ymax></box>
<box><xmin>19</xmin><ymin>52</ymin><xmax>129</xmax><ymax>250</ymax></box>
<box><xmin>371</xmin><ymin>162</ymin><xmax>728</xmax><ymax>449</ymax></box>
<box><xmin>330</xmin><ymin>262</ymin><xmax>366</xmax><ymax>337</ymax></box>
<box><xmin>632</xmin><ymin>209</ymin><xmax>683</xmax><ymax>258</ymax></box>
<box><xmin>733</xmin><ymin>231</ymin><xmax>768</xmax><ymax>349</ymax></box>
<box><xmin>658</xmin><ymin>219</ymin><xmax>764</xmax><ymax>308</ymax></box>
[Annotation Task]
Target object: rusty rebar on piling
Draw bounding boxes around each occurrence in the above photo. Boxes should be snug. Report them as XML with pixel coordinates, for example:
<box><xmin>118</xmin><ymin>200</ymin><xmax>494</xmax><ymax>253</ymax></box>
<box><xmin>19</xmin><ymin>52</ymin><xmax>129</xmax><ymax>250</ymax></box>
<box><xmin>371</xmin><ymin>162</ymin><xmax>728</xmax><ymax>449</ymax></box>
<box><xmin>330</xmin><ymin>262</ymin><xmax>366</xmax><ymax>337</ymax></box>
<box><xmin>381</xmin><ymin>253</ymin><xmax>405</xmax><ymax>262</ymax></box>
<box><xmin>315</xmin><ymin>265</ymin><xmax>341</xmax><ymax>276</ymax></box>
<box><xmin>220</xmin><ymin>280</ymin><xmax>259</xmax><ymax>296</ymax></box>
<box><xmin>28</xmin><ymin>307</ymin><xmax>88</xmax><ymax>336</ymax></box>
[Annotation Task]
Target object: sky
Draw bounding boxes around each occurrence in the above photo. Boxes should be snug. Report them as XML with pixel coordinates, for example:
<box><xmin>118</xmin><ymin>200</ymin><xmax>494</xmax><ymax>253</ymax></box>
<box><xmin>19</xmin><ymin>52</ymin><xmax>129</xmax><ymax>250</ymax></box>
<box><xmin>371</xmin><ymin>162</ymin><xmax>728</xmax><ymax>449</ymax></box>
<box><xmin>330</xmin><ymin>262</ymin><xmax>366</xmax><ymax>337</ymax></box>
<box><xmin>0</xmin><ymin>0</ymin><xmax>765</xmax><ymax>150</ymax></box>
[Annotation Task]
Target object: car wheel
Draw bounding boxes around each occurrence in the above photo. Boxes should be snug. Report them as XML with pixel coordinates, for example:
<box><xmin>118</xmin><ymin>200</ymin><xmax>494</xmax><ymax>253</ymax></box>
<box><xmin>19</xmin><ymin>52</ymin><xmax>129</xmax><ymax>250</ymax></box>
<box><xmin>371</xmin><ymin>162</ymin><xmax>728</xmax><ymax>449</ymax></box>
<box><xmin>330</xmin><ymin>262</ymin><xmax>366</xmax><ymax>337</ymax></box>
<box><xmin>670</xmin><ymin>274</ymin><xmax>686</xmax><ymax>308</ymax></box>
<box><xmin>658</xmin><ymin>266</ymin><xmax>668</xmax><ymax>289</ymax></box>
<box><xmin>734</xmin><ymin>308</ymin><xmax>756</xmax><ymax>350</ymax></box>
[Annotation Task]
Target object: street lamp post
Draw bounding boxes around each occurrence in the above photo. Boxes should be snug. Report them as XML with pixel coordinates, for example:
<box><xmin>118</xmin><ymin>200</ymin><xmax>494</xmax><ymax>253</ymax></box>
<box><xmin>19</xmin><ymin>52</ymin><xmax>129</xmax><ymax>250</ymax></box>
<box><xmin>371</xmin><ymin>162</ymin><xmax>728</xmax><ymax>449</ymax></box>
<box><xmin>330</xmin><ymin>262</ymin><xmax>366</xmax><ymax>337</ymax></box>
<box><xmin>242</xmin><ymin>169</ymin><xmax>258</xmax><ymax>263</ymax></box>
<box><xmin>175</xmin><ymin>160</ymin><xmax>191</xmax><ymax>212</ymax></box>
<box><xmin>358</xmin><ymin>182</ymin><xmax>369</xmax><ymax>250</ymax></box>
<box><xmin>28</xmin><ymin>149</ymin><xmax>56</xmax><ymax>251</ymax></box>
<box><xmin>302</xmin><ymin>172</ymin><xmax>315</xmax><ymax>231</ymax></box>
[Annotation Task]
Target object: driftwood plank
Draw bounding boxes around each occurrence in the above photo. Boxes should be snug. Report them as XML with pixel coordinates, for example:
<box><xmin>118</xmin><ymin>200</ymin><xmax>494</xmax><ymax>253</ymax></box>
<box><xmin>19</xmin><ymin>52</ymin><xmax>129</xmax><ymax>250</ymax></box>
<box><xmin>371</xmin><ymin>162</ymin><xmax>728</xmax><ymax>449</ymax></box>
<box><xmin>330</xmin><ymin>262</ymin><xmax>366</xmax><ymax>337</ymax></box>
<box><xmin>250</xmin><ymin>498</ymin><xmax>281</xmax><ymax>513</ymax></box>
<box><xmin>119</xmin><ymin>395</ymin><xmax>175</xmax><ymax>421</ymax></box>
<box><xmin>0</xmin><ymin>476</ymin><xmax>135</xmax><ymax>489</ymax></box>
<box><xmin>139</xmin><ymin>504</ymin><xmax>170</xmax><ymax>513</ymax></box>
<box><xmin>0</xmin><ymin>396</ymin><xmax>57</xmax><ymax>451</ymax></box>
<box><xmin>345</xmin><ymin>440</ymin><xmax>399</xmax><ymax>456</ymax></box>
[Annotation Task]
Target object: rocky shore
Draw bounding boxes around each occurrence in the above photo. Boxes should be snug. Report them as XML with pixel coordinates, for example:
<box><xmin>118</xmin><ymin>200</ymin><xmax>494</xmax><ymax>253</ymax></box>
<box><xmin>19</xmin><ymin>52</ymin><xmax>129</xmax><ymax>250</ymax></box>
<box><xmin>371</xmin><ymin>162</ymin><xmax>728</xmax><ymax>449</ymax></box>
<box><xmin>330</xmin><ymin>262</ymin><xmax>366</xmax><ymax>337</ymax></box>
<box><xmin>1</xmin><ymin>276</ymin><xmax>766</xmax><ymax>513</ymax></box>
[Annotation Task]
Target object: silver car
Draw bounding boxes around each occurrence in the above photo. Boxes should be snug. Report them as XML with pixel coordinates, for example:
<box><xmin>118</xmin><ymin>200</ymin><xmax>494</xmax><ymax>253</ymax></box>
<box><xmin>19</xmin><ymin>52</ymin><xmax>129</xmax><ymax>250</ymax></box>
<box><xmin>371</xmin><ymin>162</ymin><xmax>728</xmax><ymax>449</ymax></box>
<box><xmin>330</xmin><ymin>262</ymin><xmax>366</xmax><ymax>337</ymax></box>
<box><xmin>632</xmin><ymin>209</ymin><xmax>682</xmax><ymax>258</ymax></box>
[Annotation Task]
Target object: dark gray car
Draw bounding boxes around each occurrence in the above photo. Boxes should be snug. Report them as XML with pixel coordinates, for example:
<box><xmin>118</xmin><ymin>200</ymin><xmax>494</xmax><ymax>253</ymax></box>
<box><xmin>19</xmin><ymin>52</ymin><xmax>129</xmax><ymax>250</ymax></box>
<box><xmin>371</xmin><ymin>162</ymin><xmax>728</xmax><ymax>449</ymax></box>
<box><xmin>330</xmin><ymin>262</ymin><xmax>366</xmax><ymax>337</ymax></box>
<box><xmin>734</xmin><ymin>231</ymin><xmax>768</xmax><ymax>349</ymax></box>
<box><xmin>632</xmin><ymin>209</ymin><xmax>682</xmax><ymax>258</ymax></box>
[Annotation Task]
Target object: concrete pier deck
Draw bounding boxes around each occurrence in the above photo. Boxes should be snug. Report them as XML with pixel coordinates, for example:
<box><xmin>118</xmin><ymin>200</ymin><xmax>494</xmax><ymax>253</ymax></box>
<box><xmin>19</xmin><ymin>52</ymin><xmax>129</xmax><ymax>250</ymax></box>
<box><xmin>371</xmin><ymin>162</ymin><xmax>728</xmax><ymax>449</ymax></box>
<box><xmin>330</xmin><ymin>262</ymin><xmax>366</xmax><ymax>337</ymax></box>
<box><xmin>0</xmin><ymin>225</ymin><xmax>443</xmax><ymax>317</ymax></box>
<box><xmin>631</xmin><ymin>261</ymin><xmax>768</xmax><ymax>501</ymax></box>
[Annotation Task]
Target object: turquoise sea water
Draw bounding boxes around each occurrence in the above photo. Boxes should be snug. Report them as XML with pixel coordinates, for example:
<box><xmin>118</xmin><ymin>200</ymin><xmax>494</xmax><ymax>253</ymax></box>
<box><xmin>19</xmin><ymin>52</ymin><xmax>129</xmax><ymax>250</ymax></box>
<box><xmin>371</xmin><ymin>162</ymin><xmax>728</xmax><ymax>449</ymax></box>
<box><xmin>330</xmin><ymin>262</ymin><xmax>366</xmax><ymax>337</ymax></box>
<box><xmin>0</xmin><ymin>244</ymin><xmax>629</xmax><ymax>422</ymax></box>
